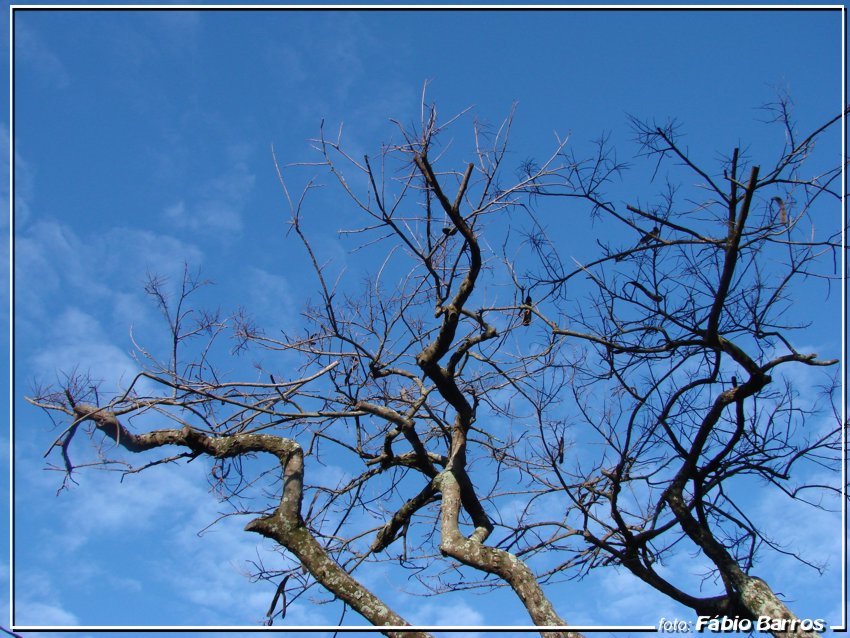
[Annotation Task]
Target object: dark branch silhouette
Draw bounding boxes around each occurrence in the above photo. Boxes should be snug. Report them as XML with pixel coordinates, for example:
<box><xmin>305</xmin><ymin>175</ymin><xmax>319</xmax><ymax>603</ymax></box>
<box><xmin>27</xmin><ymin>96</ymin><xmax>846</xmax><ymax>638</ymax></box>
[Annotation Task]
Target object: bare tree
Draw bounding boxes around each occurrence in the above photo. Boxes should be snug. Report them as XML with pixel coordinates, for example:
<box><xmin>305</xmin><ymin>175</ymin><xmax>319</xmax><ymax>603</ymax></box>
<box><xmin>28</xmin><ymin>93</ymin><xmax>845</xmax><ymax>637</ymax></box>
<box><xmin>516</xmin><ymin>97</ymin><xmax>846</xmax><ymax>638</ymax></box>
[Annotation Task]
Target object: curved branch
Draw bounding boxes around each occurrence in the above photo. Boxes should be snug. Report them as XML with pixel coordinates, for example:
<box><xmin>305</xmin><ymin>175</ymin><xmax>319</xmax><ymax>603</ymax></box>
<box><xmin>435</xmin><ymin>470</ymin><xmax>580</xmax><ymax>638</ymax></box>
<box><xmin>70</xmin><ymin>404</ymin><xmax>429</xmax><ymax>637</ymax></box>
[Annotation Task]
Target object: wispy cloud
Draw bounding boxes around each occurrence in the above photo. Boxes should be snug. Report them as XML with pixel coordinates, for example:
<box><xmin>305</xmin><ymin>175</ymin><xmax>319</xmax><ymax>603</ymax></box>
<box><xmin>11</xmin><ymin>144</ymin><xmax>34</xmax><ymax>230</ymax></box>
<box><xmin>15</xmin><ymin>601</ymin><xmax>80</xmax><ymax>627</ymax></box>
<box><xmin>14</xmin><ymin>22</ymin><xmax>71</xmax><ymax>89</ymax></box>
<box><xmin>16</xmin><ymin>218</ymin><xmax>203</xmax><ymax>325</ymax></box>
<box><xmin>406</xmin><ymin>599</ymin><xmax>484</xmax><ymax>635</ymax></box>
<box><xmin>233</xmin><ymin>266</ymin><xmax>299</xmax><ymax>337</ymax></box>
<box><xmin>12</xmin><ymin>566</ymin><xmax>81</xmax><ymax>626</ymax></box>
<box><xmin>14</xmin><ymin>452</ymin><xmax>292</xmax><ymax>626</ymax></box>
<box><xmin>163</xmin><ymin>155</ymin><xmax>255</xmax><ymax>234</ymax></box>
<box><xmin>29</xmin><ymin>306</ymin><xmax>143</xmax><ymax>397</ymax></box>
<box><xmin>147</xmin><ymin>11</ymin><xmax>203</xmax><ymax>52</ymax></box>
<box><xmin>752</xmin><ymin>476</ymin><xmax>841</xmax><ymax>594</ymax></box>
<box><xmin>2</xmin><ymin>126</ymin><xmax>12</xmax><ymax>323</ymax></box>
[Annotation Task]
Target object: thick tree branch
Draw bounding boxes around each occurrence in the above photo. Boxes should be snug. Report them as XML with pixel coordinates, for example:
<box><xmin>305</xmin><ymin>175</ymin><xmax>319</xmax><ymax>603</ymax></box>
<box><xmin>70</xmin><ymin>404</ymin><xmax>428</xmax><ymax>637</ymax></box>
<box><xmin>435</xmin><ymin>470</ymin><xmax>580</xmax><ymax>638</ymax></box>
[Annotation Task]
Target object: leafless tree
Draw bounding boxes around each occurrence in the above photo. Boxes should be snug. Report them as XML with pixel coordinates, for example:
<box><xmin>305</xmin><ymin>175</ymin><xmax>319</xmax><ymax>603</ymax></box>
<box><xmin>28</xmin><ymin>93</ymin><xmax>846</xmax><ymax>638</ymax></box>
<box><xmin>516</xmin><ymin>97</ymin><xmax>846</xmax><ymax>638</ymax></box>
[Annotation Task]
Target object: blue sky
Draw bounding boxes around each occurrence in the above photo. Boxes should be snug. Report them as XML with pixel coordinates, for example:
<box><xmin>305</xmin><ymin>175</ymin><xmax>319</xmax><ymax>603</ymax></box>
<box><xmin>7</xmin><ymin>6</ymin><xmax>845</xmax><ymax>637</ymax></box>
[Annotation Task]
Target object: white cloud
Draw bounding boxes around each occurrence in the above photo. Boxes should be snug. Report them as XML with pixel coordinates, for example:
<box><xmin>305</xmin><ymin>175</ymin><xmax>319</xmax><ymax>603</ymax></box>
<box><xmin>14</xmin><ymin>451</ymin><xmax>293</xmax><ymax>626</ymax></box>
<box><xmin>148</xmin><ymin>11</ymin><xmax>202</xmax><ymax>52</ymax></box>
<box><xmin>235</xmin><ymin>266</ymin><xmax>298</xmax><ymax>335</ymax></box>
<box><xmin>14</xmin><ymin>23</ymin><xmax>71</xmax><ymax>89</ymax></box>
<box><xmin>268</xmin><ymin>600</ymin><xmax>336</xmax><ymax>628</ymax></box>
<box><xmin>16</xmin><ymin>221</ymin><xmax>90</xmax><ymax>314</ymax></box>
<box><xmin>15</xmin><ymin>601</ymin><xmax>79</xmax><ymax>626</ymax></box>
<box><xmin>750</xmin><ymin>476</ymin><xmax>841</xmax><ymax>589</ymax></box>
<box><xmin>99</xmin><ymin>227</ymin><xmax>206</xmax><ymax>286</ymax></box>
<box><xmin>407</xmin><ymin>599</ymin><xmax>484</xmax><ymax>634</ymax></box>
<box><xmin>164</xmin><ymin>200</ymin><xmax>186</xmax><ymax>220</ymax></box>
<box><xmin>264</xmin><ymin>41</ymin><xmax>307</xmax><ymax>86</ymax></box>
<box><xmin>597</xmin><ymin>567</ymin><xmax>674</xmax><ymax>623</ymax></box>
<box><xmin>15</xmin><ymin>218</ymin><xmax>205</xmax><ymax>359</ymax></box>
<box><xmin>12</xmin><ymin>566</ymin><xmax>81</xmax><ymax>627</ymax></box>
<box><xmin>321</xmin><ymin>16</ymin><xmax>368</xmax><ymax>103</ymax></box>
<box><xmin>1</xmin><ymin>125</ymin><xmax>10</xmax><ymax>329</ymax></box>
<box><xmin>28</xmin><ymin>306</ymin><xmax>144</xmax><ymax>398</ymax></box>
<box><xmin>306</xmin><ymin>462</ymin><xmax>350</xmax><ymax>491</ymax></box>
<box><xmin>11</xmin><ymin>143</ymin><xmax>34</xmax><ymax>230</ymax></box>
<box><xmin>0</xmin><ymin>560</ymin><xmax>8</xmax><ymax>626</ymax></box>
<box><xmin>84</xmin><ymin>466</ymin><xmax>201</xmax><ymax>535</ymax></box>
<box><xmin>163</xmin><ymin>158</ymin><xmax>255</xmax><ymax>234</ymax></box>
